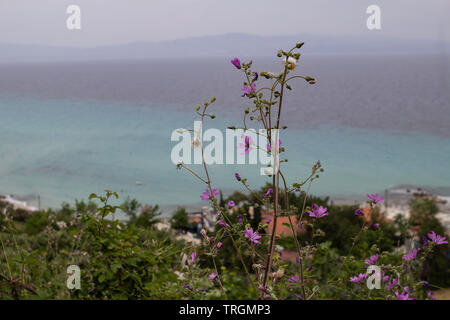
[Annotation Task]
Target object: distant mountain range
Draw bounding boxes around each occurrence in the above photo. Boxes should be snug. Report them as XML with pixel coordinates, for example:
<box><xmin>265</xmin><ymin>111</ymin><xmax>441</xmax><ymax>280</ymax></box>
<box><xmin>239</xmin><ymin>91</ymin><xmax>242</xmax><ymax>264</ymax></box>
<box><xmin>0</xmin><ymin>33</ymin><xmax>447</xmax><ymax>63</ymax></box>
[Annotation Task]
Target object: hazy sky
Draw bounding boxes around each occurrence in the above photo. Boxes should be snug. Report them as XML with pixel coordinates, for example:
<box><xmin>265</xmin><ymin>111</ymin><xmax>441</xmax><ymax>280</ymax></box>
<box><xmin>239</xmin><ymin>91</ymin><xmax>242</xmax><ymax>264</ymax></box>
<box><xmin>0</xmin><ymin>0</ymin><xmax>449</xmax><ymax>47</ymax></box>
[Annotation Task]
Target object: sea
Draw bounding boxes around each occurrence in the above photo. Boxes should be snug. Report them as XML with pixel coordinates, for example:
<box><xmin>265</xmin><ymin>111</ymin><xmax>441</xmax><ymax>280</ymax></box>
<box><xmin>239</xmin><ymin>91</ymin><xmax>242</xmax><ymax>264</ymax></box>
<box><xmin>0</xmin><ymin>54</ymin><xmax>449</xmax><ymax>216</ymax></box>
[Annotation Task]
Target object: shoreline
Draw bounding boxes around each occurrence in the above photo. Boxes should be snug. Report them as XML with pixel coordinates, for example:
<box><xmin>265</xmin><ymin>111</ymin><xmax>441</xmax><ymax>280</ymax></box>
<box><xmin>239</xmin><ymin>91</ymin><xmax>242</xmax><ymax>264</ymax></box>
<box><xmin>0</xmin><ymin>194</ymin><xmax>39</xmax><ymax>212</ymax></box>
<box><xmin>2</xmin><ymin>184</ymin><xmax>449</xmax><ymax>229</ymax></box>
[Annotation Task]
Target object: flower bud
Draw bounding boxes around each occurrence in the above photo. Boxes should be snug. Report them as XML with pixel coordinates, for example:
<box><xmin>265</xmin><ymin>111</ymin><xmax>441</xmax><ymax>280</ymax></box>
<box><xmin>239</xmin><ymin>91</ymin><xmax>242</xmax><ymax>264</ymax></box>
<box><xmin>275</xmin><ymin>268</ymin><xmax>285</xmax><ymax>279</ymax></box>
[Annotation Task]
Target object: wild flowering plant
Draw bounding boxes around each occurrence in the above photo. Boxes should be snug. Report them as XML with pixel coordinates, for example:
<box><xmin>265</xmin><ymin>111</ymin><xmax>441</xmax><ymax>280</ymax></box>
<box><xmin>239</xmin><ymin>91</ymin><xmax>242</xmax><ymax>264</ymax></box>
<box><xmin>177</xmin><ymin>43</ymin><xmax>330</xmax><ymax>299</ymax></box>
<box><xmin>176</xmin><ymin>43</ymin><xmax>448</xmax><ymax>300</ymax></box>
<box><xmin>341</xmin><ymin>195</ymin><xmax>448</xmax><ymax>300</ymax></box>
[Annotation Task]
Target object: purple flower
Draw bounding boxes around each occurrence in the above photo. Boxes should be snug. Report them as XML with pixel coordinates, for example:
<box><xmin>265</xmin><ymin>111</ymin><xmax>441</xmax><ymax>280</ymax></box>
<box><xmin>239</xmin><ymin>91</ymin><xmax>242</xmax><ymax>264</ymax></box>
<box><xmin>423</xmin><ymin>236</ymin><xmax>428</xmax><ymax>246</ymax></box>
<box><xmin>288</xmin><ymin>275</ymin><xmax>300</xmax><ymax>283</ymax></box>
<box><xmin>191</xmin><ymin>252</ymin><xmax>196</xmax><ymax>262</ymax></box>
<box><xmin>228</xmin><ymin>200</ymin><xmax>235</xmax><ymax>209</ymax></box>
<box><xmin>402</xmin><ymin>248</ymin><xmax>420</xmax><ymax>261</ymax></box>
<box><xmin>200</xmin><ymin>188</ymin><xmax>220</xmax><ymax>201</ymax></box>
<box><xmin>404</xmin><ymin>286</ymin><xmax>413</xmax><ymax>294</ymax></box>
<box><xmin>387</xmin><ymin>278</ymin><xmax>398</xmax><ymax>291</ymax></box>
<box><xmin>422</xmin><ymin>281</ymin><xmax>429</xmax><ymax>288</ymax></box>
<box><xmin>427</xmin><ymin>290</ymin><xmax>435</xmax><ymax>300</ymax></box>
<box><xmin>382</xmin><ymin>275</ymin><xmax>390</xmax><ymax>283</ymax></box>
<box><xmin>364</xmin><ymin>254</ymin><xmax>379</xmax><ymax>265</ymax></box>
<box><xmin>395</xmin><ymin>290</ymin><xmax>414</xmax><ymax>300</ymax></box>
<box><xmin>216</xmin><ymin>242</ymin><xmax>222</xmax><ymax>249</ymax></box>
<box><xmin>245</xmin><ymin>228</ymin><xmax>262</xmax><ymax>244</ymax></box>
<box><xmin>266</xmin><ymin>219</ymin><xmax>272</xmax><ymax>224</ymax></box>
<box><xmin>367</xmin><ymin>193</ymin><xmax>384</xmax><ymax>203</ymax></box>
<box><xmin>307</xmin><ymin>265</ymin><xmax>313</xmax><ymax>272</ymax></box>
<box><xmin>242</xmin><ymin>83</ymin><xmax>256</xmax><ymax>95</ymax></box>
<box><xmin>266</xmin><ymin>139</ymin><xmax>282</xmax><ymax>152</ymax></box>
<box><xmin>428</xmin><ymin>231</ymin><xmax>448</xmax><ymax>245</ymax></box>
<box><xmin>238</xmin><ymin>135</ymin><xmax>254</xmax><ymax>155</ymax></box>
<box><xmin>350</xmin><ymin>273</ymin><xmax>368</xmax><ymax>283</ymax></box>
<box><xmin>218</xmin><ymin>219</ymin><xmax>229</xmax><ymax>228</ymax></box>
<box><xmin>208</xmin><ymin>272</ymin><xmax>217</xmax><ymax>281</ymax></box>
<box><xmin>231</xmin><ymin>58</ymin><xmax>241</xmax><ymax>69</ymax></box>
<box><xmin>237</xmin><ymin>215</ymin><xmax>242</xmax><ymax>223</ymax></box>
<box><xmin>373</xmin><ymin>223</ymin><xmax>379</xmax><ymax>228</ymax></box>
<box><xmin>184</xmin><ymin>284</ymin><xmax>193</xmax><ymax>291</ymax></box>
<box><xmin>252</xmin><ymin>71</ymin><xmax>258</xmax><ymax>81</ymax></box>
<box><xmin>235</xmin><ymin>173</ymin><xmax>241</xmax><ymax>181</ymax></box>
<box><xmin>354</xmin><ymin>209</ymin><xmax>363</xmax><ymax>216</ymax></box>
<box><xmin>263</xmin><ymin>188</ymin><xmax>273</xmax><ymax>198</ymax></box>
<box><xmin>307</xmin><ymin>204</ymin><xmax>328</xmax><ymax>218</ymax></box>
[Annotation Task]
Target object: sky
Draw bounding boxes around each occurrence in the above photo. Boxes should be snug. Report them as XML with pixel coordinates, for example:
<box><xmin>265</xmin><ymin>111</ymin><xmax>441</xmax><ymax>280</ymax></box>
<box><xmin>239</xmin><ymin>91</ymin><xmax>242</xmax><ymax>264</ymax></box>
<box><xmin>0</xmin><ymin>0</ymin><xmax>449</xmax><ymax>47</ymax></box>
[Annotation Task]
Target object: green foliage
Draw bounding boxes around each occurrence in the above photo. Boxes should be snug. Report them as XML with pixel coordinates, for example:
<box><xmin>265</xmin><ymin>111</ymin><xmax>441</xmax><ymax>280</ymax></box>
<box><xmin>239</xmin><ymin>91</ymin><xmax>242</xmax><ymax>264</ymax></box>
<box><xmin>409</xmin><ymin>197</ymin><xmax>449</xmax><ymax>287</ymax></box>
<box><xmin>120</xmin><ymin>197</ymin><xmax>141</xmax><ymax>220</ymax></box>
<box><xmin>75</xmin><ymin>199</ymin><xmax>98</xmax><ymax>215</ymax></box>
<box><xmin>170</xmin><ymin>207</ymin><xmax>189</xmax><ymax>231</ymax></box>
<box><xmin>410</xmin><ymin>197</ymin><xmax>439</xmax><ymax>226</ymax></box>
<box><xmin>24</xmin><ymin>210</ymin><xmax>49</xmax><ymax>235</ymax></box>
<box><xmin>131</xmin><ymin>205</ymin><xmax>161</xmax><ymax>228</ymax></box>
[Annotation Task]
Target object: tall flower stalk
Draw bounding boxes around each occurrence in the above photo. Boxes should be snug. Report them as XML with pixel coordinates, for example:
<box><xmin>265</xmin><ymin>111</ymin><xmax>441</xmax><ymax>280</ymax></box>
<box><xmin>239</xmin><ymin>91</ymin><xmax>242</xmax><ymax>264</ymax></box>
<box><xmin>179</xmin><ymin>43</ymin><xmax>318</xmax><ymax>298</ymax></box>
<box><xmin>178</xmin><ymin>98</ymin><xmax>256</xmax><ymax>292</ymax></box>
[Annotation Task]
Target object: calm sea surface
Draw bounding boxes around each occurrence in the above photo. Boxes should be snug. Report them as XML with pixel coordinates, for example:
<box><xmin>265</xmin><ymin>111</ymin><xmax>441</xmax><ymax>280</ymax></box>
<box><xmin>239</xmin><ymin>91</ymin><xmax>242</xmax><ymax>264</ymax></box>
<box><xmin>0</xmin><ymin>55</ymin><xmax>449</xmax><ymax>214</ymax></box>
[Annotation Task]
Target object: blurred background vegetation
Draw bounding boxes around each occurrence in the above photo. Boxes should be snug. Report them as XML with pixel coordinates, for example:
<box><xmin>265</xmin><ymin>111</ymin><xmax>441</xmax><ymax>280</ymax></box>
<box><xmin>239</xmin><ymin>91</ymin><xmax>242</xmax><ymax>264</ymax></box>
<box><xmin>0</xmin><ymin>185</ymin><xmax>448</xmax><ymax>299</ymax></box>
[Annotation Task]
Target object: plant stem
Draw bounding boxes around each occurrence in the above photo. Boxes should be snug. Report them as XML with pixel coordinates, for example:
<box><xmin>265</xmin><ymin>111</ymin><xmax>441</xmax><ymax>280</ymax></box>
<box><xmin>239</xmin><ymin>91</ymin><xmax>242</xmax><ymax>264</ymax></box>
<box><xmin>198</xmin><ymin>107</ymin><xmax>256</xmax><ymax>291</ymax></box>
<box><xmin>279</xmin><ymin>170</ymin><xmax>307</xmax><ymax>299</ymax></box>
<box><xmin>262</xmin><ymin>62</ymin><xmax>289</xmax><ymax>290</ymax></box>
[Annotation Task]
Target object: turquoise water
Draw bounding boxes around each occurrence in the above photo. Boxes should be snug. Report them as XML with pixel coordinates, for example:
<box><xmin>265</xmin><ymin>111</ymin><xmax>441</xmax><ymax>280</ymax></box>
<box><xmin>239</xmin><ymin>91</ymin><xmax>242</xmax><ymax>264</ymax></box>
<box><xmin>1</xmin><ymin>95</ymin><xmax>449</xmax><ymax>211</ymax></box>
